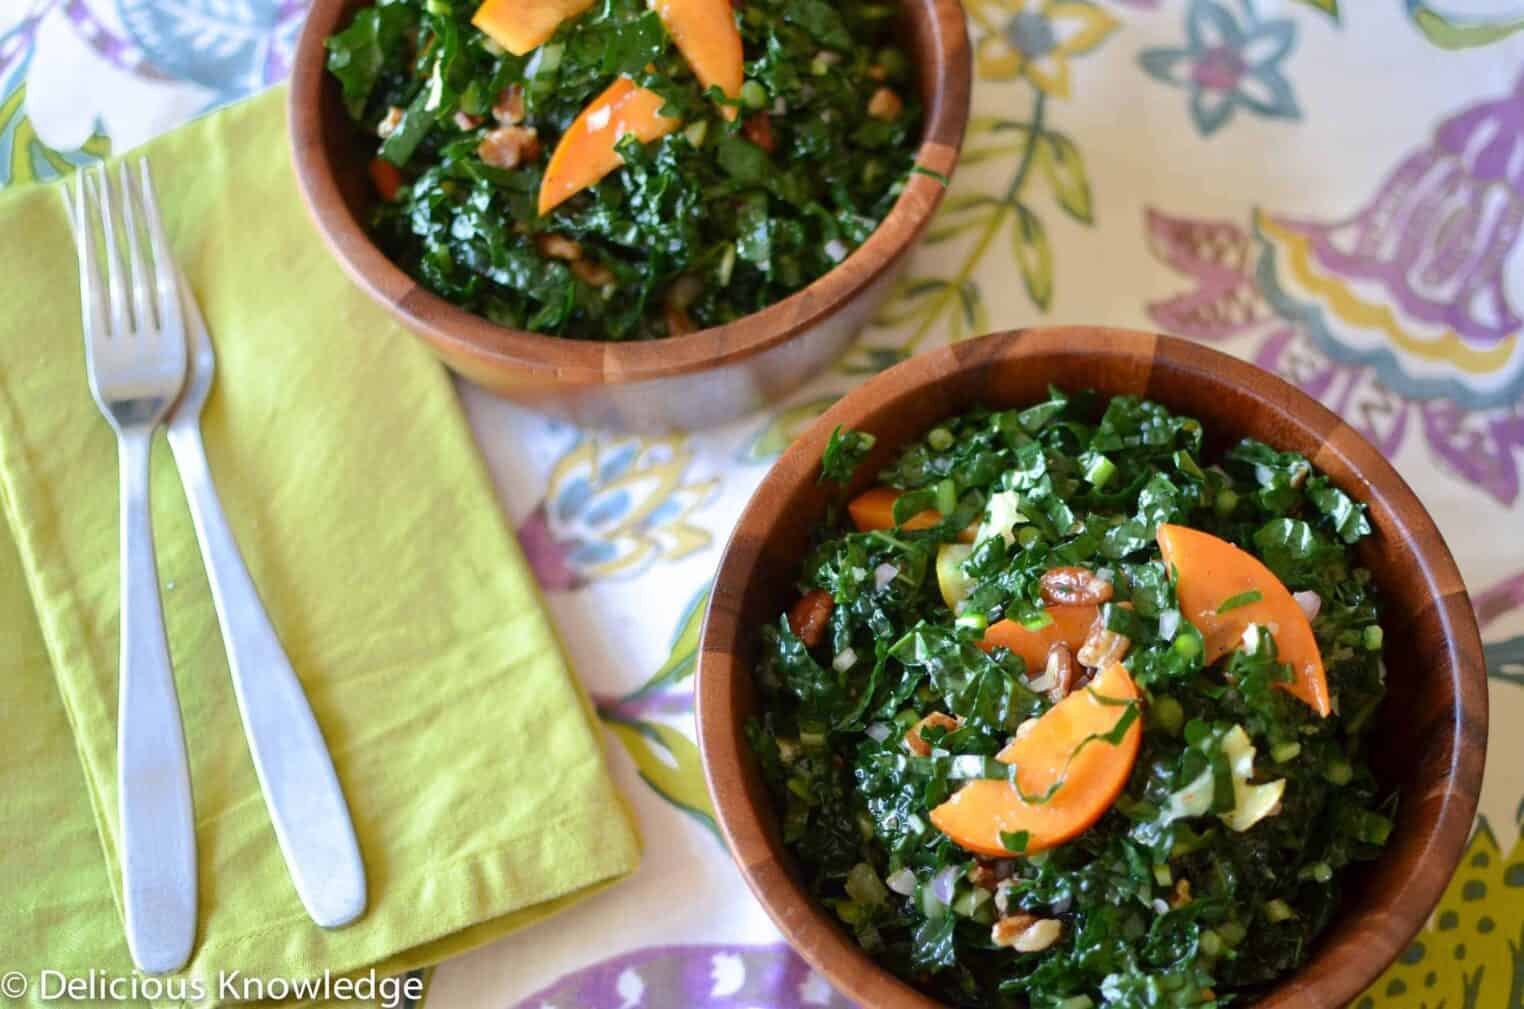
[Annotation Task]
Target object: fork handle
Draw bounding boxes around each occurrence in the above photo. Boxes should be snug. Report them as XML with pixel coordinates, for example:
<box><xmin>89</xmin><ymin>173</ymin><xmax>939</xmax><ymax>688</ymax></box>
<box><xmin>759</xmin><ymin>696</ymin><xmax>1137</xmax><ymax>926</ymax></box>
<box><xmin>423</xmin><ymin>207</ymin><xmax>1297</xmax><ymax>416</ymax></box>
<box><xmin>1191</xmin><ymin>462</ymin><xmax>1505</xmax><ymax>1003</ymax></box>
<box><xmin>167</xmin><ymin>423</ymin><xmax>367</xmax><ymax>929</ymax></box>
<box><xmin>117</xmin><ymin>428</ymin><xmax>197</xmax><ymax>974</ymax></box>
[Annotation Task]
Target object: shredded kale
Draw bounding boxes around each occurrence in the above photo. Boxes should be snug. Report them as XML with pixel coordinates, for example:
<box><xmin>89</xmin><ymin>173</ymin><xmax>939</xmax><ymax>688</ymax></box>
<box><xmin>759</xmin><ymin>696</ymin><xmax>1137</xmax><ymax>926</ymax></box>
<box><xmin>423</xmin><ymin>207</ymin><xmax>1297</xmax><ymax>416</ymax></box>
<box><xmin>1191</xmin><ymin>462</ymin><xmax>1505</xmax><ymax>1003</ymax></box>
<box><xmin>750</xmin><ymin>391</ymin><xmax>1391</xmax><ymax>1008</ymax></box>
<box><xmin>325</xmin><ymin>0</ymin><xmax>920</xmax><ymax>340</ymax></box>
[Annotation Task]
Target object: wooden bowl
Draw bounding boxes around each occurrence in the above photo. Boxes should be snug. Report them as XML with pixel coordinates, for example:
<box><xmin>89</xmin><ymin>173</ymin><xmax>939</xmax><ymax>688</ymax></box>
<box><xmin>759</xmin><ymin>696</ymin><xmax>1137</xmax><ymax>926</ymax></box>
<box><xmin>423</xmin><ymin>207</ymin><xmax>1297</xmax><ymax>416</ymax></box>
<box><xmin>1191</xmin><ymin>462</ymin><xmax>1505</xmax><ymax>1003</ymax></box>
<box><xmin>287</xmin><ymin>0</ymin><xmax>970</xmax><ymax>431</ymax></box>
<box><xmin>697</xmin><ymin>327</ymin><xmax>1488</xmax><ymax>1008</ymax></box>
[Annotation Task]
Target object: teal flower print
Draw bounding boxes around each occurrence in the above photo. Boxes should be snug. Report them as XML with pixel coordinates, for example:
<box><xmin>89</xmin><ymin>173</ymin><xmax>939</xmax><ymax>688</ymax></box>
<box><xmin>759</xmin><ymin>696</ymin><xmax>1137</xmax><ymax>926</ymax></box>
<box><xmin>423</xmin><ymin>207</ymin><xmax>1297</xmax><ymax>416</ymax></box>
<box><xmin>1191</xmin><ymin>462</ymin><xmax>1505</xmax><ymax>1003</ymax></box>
<box><xmin>1139</xmin><ymin>0</ymin><xmax>1300</xmax><ymax>136</ymax></box>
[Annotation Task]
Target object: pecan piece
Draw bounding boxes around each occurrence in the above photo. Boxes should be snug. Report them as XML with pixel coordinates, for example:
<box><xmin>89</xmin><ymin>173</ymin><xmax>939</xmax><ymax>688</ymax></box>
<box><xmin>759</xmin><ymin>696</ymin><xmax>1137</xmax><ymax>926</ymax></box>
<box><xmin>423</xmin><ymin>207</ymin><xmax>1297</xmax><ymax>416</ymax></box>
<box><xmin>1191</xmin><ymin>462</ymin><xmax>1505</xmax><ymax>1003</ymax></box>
<box><xmin>904</xmin><ymin>711</ymin><xmax>960</xmax><ymax>757</ymax></box>
<box><xmin>1040</xmin><ymin>642</ymin><xmax>1077</xmax><ymax>703</ymax></box>
<box><xmin>478</xmin><ymin>125</ymin><xmax>541</xmax><ymax>169</ymax></box>
<box><xmin>493</xmin><ymin>84</ymin><xmax>526</xmax><ymax>124</ymax></box>
<box><xmin>743</xmin><ymin>113</ymin><xmax>777</xmax><ymax>153</ymax></box>
<box><xmin>1039</xmin><ymin>566</ymin><xmax>1113</xmax><ymax>606</ymax></box>
<box><xmin>787</xmin><ymin>589</ymin><xmax>833</xmax><ymax>648</ymax></box>
<box><xmin>1077</xmin><ymin>610</ymin><xmax>1131</xmax><ymax>669</ymax></box>
<box><xmin>866</xmin><ymin>86</ymin><xmax>903</xmax><ymax>121</ymax></box>
<box><xmin>991</xmin><ymin>914</ymin><xmax>1063</xmax><ymax>952</ymax></box>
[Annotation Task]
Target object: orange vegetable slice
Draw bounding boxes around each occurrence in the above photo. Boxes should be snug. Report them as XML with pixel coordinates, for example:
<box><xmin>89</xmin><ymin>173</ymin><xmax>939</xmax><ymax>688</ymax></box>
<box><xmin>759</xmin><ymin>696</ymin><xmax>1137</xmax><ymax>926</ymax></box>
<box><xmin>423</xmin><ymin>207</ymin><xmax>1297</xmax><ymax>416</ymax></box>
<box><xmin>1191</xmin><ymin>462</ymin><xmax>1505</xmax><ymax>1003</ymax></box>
<box><xmin>471</xmin><ymin>0</ymin><xmax>594</xmax><ymax>56</ymax></box>
<box><xmin>1157</xmin><ymin>523</ymin><xmax>1331</xmax><ymax>717</ymax></box>
<box><xmin>538</xmin><ymin>77</ymin><xmax>682</xmax><ymax>215</ymax></box>
<box><xmin>847</xmin><ymin>487</ymin><xmax>977</xmax><ymax>543</ymax></box>
<box><xmin>976</xmin><ymin>606</ymin><xmax>1099</xmax><ymax>671</ymax></box>
<box><xmin>930</xmin><ymin>663</ymin><xmax>1142</xmax><ymax>857</ymax></box>
<box><xmin>650</xmin><ymin>0</ymin><xmax>744</xmax><ymax>120</ymax></box>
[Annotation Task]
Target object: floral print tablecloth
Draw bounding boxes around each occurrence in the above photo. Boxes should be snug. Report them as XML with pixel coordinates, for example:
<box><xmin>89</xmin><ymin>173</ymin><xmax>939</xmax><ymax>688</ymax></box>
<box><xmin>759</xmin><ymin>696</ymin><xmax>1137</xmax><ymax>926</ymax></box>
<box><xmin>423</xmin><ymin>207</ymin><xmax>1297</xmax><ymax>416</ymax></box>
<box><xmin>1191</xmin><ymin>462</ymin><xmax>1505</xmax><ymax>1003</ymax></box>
<box><xmin>7</xmin><ymin>0</ymin><xmax>1524</xmax><ymax>1006</ymax></box>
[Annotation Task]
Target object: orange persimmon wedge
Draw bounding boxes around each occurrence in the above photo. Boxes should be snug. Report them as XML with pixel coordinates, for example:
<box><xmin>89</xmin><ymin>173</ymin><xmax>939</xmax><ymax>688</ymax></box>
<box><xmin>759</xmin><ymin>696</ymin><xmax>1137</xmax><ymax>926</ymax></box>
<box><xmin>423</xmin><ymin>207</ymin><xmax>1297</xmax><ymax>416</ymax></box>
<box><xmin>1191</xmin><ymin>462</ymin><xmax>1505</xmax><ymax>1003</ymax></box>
<box><xmin>847</xmin><ymin>487</ymin><xmax>978</xmax><ymax>542</ymax></box>
<box><xmin>1157</xmin><ymin>523</ymin><xmax>1331</xmax><ymax>717</ymax></box>
<box><xmin>976</xmin><ymin>605</ymin><xmax>1099</xmax><ymax>670</ymax></box>
<box><xmin>930</xmin><ymin>663</ymin><xmax>1142</xmax><ymax>857</ymax></box>
<box><xmin>651</xmin><ymin>0</ymin><xmax>744</xmax><ymax>120</ymax></box>
<box><xmin>538</xmin><ymin>77</ymin><xmax>681</xmax><ymax>215</ymax></box>
<box><xmin>472</xmin><ymin>0</ymin><xmax>594</xmax><ymax>55</ymax></box>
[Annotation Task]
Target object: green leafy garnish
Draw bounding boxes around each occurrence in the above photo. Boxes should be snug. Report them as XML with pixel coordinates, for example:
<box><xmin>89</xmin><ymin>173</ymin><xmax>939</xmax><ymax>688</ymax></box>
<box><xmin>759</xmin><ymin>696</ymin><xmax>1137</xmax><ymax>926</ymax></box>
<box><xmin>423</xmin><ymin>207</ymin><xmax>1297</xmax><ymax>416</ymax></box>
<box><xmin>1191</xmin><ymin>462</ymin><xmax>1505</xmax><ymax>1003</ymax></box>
<box><xmin>1216</xmin><ymin>589</ymin><xmax>1264</xmax><ymax>613</ymax></box>
<box><xmin>820</xmin><ymin>426</ymin><xmax>876</xmax><ymax>484</ymax></box>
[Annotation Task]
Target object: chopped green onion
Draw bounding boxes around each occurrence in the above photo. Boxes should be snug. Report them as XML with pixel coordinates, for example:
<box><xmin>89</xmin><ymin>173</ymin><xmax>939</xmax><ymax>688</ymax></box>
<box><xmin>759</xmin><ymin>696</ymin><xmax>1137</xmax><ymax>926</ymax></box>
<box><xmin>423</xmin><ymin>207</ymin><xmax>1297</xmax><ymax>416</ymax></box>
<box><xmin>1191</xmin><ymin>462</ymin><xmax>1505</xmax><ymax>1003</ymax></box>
<box><xmin>1172</xmin><ymin>633</ymin><xmax>1202</xmax><ymax>660</ymax></box>
<box><xmin>1270</xmin><ymin>741</ymin><xmax>1302</xmax><ymax>763</ymax></box>
<box><xmin>955</xmin><ymin>612</ymin><xmax>988</xmax><ymax>632</ymax></box>
<box><xmin>1152</xmin><ymin>863</ymin><xmax>1173</xmax><ymax>887</ymax></box>
<box><xmin>1325</xmin><ymin>760</ymin><xmax>1353</xmax><ymax>786</ymax></box>
<box><xmin>846</xmin><ymin>862</ymin><xmax>889</xmax><ymax>907</ymax></box>
<box><xmin>1214</xmin><ymin>488</ymin><xmax>1239</xmax><ymax>516</ymax></box>
<box><xmin>1084</xmin><ymin>453</ymin><xmax>1116</xmax><ymax>488</ymax></box>
<box><xmin>683</xmin><ymin>120</ymin><xmax>710</xmax><ymax>148</ymax></box>
<box><xmin>1017</xmin><ymin>526</ymin><xmax>1043</xmax><ymax>549</ymax></box>
<box><xmin>739</xmin><ymin>79</ymin><xmax>767</xmax><ymax>110</ymax></box>
<box><xmin>1265</xmin><ymin>898</ymin><xmax>1296</xmax><ymax>923</ymax></box>
<box><xmin>934</xmin><ymin>478</ymin><xmax>959</xmax><ymax>516</ymax></box>
<box><xmin>1199</xmin><ymin>930</ymin><xmax>1224</xmax><ymax>957</ymax></box>
<box><xmin>1151</xmin><ymin>696</ymin><xmax>1185</xmax><ymax>735</ymax></box>
<box><xmin>1363</xmin><ymin>624</ymin><xmax>1384</xmax><ymax>651</ymax></box>
<box><xmin>1217</xmin><ymin>920</ymin><xmax>1247</xmax><ymax>946</ymax></box>
<box><xmin>927</xmin><ymin>426</ymin><xmax>954</xmax><ymax>451</ymax></box>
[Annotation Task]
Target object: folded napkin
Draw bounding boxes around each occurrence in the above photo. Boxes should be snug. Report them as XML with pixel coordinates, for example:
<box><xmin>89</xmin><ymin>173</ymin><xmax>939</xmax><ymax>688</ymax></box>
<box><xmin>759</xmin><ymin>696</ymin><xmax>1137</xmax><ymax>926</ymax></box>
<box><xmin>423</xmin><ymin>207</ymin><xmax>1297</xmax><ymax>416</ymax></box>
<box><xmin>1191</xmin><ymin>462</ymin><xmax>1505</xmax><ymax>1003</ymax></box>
<box><xmin>0</xmin><ymin>85</ymin><xmax>639</xmax><ymax>1006</ymax></box>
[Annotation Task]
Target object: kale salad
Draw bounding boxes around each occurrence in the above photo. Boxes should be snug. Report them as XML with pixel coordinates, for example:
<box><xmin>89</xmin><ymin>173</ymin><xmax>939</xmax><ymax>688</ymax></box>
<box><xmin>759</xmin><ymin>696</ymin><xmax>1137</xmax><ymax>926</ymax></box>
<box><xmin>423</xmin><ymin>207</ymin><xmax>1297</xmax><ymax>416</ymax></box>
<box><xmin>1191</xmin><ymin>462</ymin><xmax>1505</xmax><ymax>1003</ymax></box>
<box><xmin>749</xmin><ymin>390</ymin><xmax>1394</xmax><ymax>1008</ymax></box>
<box><xmin>325</xmin><ymin>0</ymin><xmax>922</xmax><ymax>340</ymax></box>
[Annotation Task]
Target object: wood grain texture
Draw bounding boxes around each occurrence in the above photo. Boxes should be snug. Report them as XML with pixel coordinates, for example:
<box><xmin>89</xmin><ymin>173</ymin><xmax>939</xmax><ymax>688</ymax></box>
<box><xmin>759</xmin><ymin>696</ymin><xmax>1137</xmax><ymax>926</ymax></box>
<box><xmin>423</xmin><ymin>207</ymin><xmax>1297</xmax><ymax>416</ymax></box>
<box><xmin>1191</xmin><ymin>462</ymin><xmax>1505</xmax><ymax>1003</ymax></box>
<box><xmin>696</xmin><ymin>326</ymin><xmax>1488</xmax><ymax>1009</ymax></box>
<box><xmin>287</xmin><ymin>0</ymin><xmax>971</xmax><ymax>431</ymax></box>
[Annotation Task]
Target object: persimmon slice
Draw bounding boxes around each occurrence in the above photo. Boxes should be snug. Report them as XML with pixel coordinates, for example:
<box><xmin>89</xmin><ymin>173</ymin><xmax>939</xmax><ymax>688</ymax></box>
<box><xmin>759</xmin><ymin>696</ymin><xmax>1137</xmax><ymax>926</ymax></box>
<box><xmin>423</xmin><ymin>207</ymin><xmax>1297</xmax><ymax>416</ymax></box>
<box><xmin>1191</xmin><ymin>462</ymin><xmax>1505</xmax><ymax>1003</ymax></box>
<box><xmin>651</xmin><ymin>0</ymin><xmax>744</xmax><ymax>119</ymax></box>
<box><xmin>930</xmin><ymin>663</ymin><xmax>1142</xmax><ymax>857</ymax></box>
<box><xmin>1157</xmin><ymin>524</ymin><xmax>1331</xmax><ymax>717</ymax></box>
<box><xmin>538</xmin><ymin>77</ymin><xmax>681</xmax><ymax>215</ymax></box>
<box><xmin>847</xmin><ymin>487</ymin><xmax>977</xmax><ymax>542</ymax></box>
<box><xmin>472</xmin><ymin>0</ymin><xmax>594</xmax><ymax>56</ymax></box>
<box><xmin>976</xmin><ymin>606</ymin><xmax>1099</xmax><ymax>672</ymax></box>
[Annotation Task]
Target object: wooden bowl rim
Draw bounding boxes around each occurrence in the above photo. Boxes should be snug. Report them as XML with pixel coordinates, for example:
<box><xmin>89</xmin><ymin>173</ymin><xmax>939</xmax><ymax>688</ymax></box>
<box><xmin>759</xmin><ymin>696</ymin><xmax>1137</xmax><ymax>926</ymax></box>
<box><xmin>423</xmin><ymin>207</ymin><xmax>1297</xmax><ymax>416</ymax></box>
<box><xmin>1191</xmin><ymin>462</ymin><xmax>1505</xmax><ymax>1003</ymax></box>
<box><xmin>696</xmin><ymin>326</ymin><xmax>1488</xmax><ymax>1009</ymax></box>
<box><xmin>286</xmin><ymin>0</ymin><xmax>971</xmax><ymax>386</ymax></box>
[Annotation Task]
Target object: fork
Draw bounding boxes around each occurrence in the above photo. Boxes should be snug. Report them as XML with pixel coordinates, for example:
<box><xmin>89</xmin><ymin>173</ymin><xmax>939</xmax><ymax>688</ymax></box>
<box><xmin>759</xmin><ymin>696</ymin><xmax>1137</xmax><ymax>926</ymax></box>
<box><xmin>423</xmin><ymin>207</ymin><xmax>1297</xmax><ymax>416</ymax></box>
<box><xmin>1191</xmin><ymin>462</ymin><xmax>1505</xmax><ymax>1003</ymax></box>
<box><xmin>71</xmin><ymin>160</ymin><xmax>196</xmax><ymax>974</ymax></box>
<box><xmin>162</xmin><ymin>237</ymin><xmax>367</xmax><ymax>930</ymax></box>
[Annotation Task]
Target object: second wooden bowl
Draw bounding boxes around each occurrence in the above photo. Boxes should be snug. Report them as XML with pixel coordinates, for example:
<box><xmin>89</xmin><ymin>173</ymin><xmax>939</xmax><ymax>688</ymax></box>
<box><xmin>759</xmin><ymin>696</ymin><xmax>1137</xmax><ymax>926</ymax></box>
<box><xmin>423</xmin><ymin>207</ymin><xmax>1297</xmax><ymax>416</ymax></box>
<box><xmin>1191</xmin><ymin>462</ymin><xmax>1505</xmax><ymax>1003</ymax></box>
<box><xmin>288</xmin><ymin>0</ymin><xmax>970</xmax><ymax>431</ymax></box>
<box><xmin>697</xmin><ymin>327</ymin><xmax>1488</xmax><ymax>1008</ymax></box>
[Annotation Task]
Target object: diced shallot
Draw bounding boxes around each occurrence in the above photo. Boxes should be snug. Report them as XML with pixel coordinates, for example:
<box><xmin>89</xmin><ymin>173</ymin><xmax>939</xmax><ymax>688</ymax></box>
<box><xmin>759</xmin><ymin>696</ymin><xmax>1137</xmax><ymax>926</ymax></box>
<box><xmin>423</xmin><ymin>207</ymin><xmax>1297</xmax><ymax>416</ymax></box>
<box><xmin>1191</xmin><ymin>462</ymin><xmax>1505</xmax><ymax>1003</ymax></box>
<box><xmin>886</xmin><ymin>868</ymin><xmax>918</xmax><ymax>896</ymax></box>
<box><xmin>1293</xmin><ymin>590</ymin><xmax>1322</xmax><ymax>621</ymax></box>
<box><xmin>930</xmin><ymin>865</ymin><xmax>960</xmax><ymax>906</ymax></box>
<box><xmin>874</xmin><ymin>563</ymin><xmax>899</xmax><ymax>591</ymax></box>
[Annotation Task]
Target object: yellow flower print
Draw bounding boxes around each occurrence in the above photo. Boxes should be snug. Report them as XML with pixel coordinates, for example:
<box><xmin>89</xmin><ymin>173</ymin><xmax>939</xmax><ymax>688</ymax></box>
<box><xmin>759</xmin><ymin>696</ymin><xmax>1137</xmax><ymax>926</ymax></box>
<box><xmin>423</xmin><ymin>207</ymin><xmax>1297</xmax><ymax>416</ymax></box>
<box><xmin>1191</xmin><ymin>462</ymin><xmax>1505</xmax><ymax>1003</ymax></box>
<box><xmin>969</xmin><ymin>0</ymin><xmax>1118</xmax><ymax>96</ymax></box>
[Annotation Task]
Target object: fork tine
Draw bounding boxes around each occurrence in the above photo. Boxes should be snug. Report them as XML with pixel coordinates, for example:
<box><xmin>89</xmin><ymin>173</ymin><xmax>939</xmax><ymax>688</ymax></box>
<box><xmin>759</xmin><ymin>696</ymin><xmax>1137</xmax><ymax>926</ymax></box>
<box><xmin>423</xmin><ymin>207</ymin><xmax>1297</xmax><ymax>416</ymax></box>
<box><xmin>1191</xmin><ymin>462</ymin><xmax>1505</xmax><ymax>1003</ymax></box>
<box><xmin>92</xmin><ymin>167</ymin><xmax>131</xmax><ymax>338</ymax></box>
<box><xmin>136</xmin><ymin>160</ymin><xmax>185</xmax><ymax>350</ymax></box>
<box><xmin>70</xmin><ymin>173</ymin><xmax>106</xmax><ymax>357</ymax></box>
<box><xmin>118</xmin><ymin>160</ymin><xmax>156</xmax><ymax>338</ymax></box>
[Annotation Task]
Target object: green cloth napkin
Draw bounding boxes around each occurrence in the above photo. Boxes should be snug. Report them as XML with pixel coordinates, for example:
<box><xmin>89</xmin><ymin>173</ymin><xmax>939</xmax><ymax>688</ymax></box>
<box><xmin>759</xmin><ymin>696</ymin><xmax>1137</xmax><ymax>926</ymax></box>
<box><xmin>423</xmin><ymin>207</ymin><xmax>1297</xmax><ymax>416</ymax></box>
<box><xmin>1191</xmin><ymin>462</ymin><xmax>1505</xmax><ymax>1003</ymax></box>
<box><xmin>0</xmin><ymin>85</ymin><xmax>639</xmax><ymax>1007</ymax></box>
